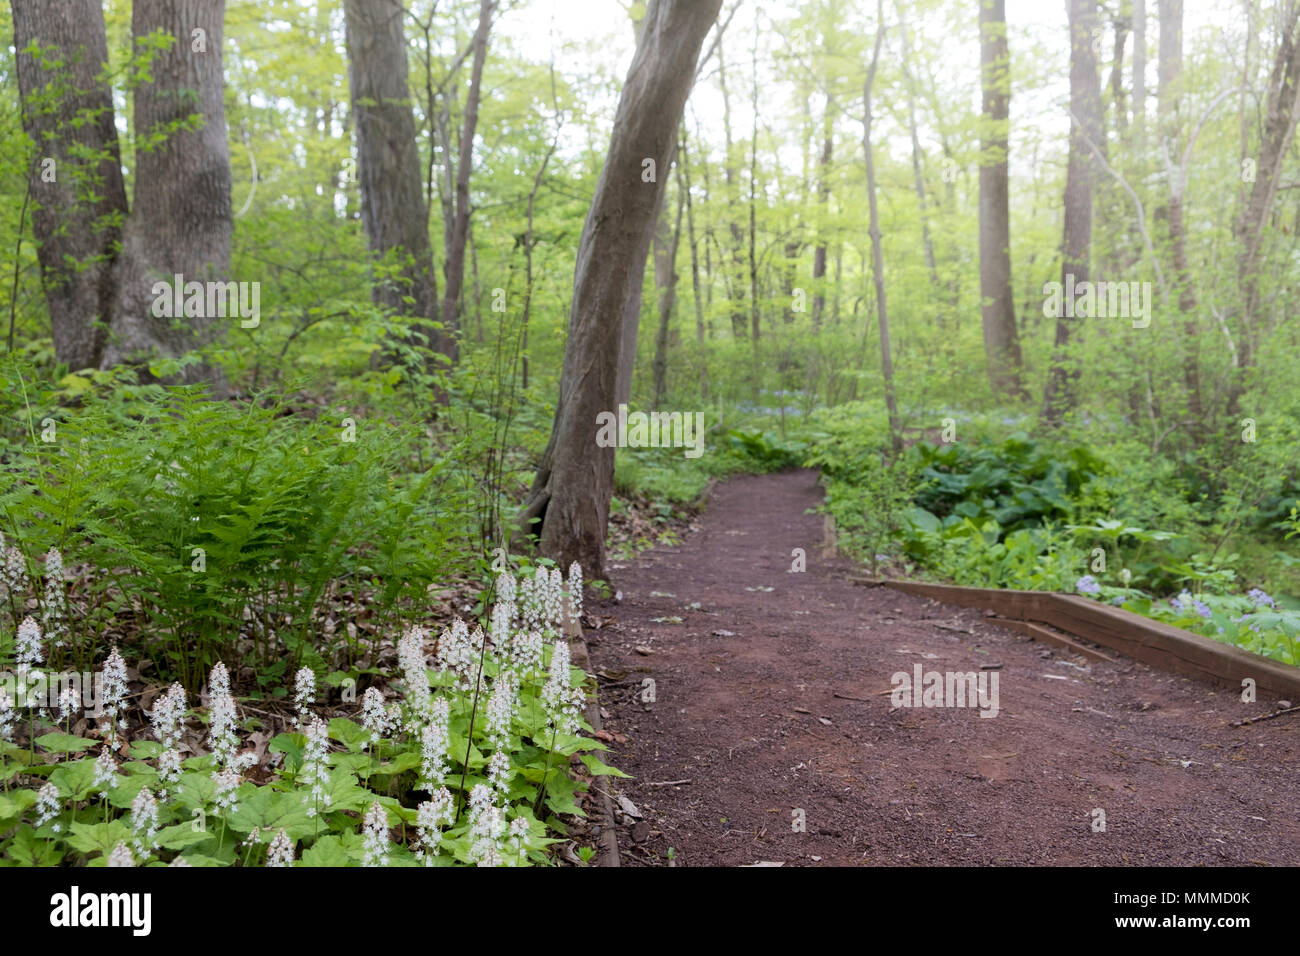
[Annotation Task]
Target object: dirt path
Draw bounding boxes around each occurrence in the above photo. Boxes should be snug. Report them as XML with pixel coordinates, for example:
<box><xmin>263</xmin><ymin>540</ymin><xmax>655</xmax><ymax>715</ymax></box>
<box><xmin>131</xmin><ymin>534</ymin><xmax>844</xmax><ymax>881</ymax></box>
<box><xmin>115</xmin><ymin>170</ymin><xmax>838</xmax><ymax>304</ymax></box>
<box><xmin>587</xmin><ymin>469</ymin><xmax>1300</xmax><ymax>866</ymax></box>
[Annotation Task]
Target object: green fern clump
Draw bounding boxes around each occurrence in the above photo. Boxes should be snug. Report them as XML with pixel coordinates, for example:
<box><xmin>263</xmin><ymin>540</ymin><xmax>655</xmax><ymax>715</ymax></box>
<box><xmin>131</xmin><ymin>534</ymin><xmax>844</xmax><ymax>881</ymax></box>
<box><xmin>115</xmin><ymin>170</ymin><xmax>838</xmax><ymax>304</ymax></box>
<box><xmin>0</xmin><ymin>382</ymin><xmax>473</xmax><ymax>690</ymax></box>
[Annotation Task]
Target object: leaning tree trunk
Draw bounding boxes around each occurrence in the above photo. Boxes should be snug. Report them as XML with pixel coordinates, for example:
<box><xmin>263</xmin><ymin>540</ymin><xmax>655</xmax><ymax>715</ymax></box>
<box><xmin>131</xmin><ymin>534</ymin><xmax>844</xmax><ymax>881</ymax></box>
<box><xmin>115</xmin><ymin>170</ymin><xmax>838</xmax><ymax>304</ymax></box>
<box><xmin>978</xmin><ymin>0</ymin><xmax>1025</xmax><ymax>399</ymax></box>
<box><xmin>343</xmin><ymin>0</ymin><xmax>438</xmax><ymax>365</ymax></box>
<box><xmin>105</xmin><ymin>0</ymin><xmax>232</xmax><ymax>390</ymax></box>
<box><xmin>1042</xmin><ymin>0</ymin><xmax>1102</xmax><ymax>426</ymax></box>
<box><xmin>11</xmin><ymin>0</ymin><xmax>129</xmax><ymax>372</ymax></box>
<box><xmin>517</xmin><ymin>0</ymin><xmax>722</xmax><ymax>578</ymax></box>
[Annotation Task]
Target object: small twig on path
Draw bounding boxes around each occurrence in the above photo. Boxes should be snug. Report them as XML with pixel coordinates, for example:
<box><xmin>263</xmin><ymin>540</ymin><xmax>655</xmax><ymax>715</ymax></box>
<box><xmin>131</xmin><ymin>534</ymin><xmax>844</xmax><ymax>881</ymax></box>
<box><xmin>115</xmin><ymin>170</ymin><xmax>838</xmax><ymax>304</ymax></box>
<box><xmin>1230</xmin><ymin>705</ymin><xmax>1300</xmax><ymax>728</ymax></box>
<box><xmin>833</xmin><ymin>692</ymin><xmax>871</xmax><ymax>702</ymax></box>
<box><xmin>644</xmin><ymin>779</ymin><xmax>692</xmax><ymax>787</ymax></box>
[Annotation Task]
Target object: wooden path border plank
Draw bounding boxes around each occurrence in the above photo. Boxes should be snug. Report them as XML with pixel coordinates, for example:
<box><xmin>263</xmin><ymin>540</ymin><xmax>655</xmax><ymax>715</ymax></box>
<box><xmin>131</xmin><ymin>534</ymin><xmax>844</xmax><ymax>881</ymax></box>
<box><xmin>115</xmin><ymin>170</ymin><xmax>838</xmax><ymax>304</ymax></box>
<box><xmin>852</xmin><ymin>578</ymin><xmax>1300</xmax><ymax>698</ymax></box>
<box><xmin>990</xmin><ymin>617</ymin><xmax>1117</xmax><ymax>664</ymax></box>
<box><xmin>565</xmin><ymin>611</ymin><xmax>620</xmax><ymax>867</ymax></box>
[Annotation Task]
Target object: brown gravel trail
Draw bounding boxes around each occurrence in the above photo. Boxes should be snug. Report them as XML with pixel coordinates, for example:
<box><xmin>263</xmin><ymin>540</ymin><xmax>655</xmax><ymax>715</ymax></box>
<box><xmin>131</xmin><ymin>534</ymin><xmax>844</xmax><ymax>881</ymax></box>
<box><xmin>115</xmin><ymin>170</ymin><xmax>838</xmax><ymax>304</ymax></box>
<box><xmin>587</xmin><ymin>468</ymin><xmax>1300</xmax><ymax>866</ymax></box>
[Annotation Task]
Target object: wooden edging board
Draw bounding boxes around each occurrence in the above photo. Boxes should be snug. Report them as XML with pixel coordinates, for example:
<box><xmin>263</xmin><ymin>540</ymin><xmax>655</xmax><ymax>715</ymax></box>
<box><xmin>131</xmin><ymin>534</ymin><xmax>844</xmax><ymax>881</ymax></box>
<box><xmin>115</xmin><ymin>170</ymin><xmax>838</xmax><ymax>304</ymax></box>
<box><xmin>564</xmin><ymin>613</ymin><xmax>620</xmax><ymax>868</ymax></box>
<box><xmin>852</xmin><ymin>578</ymin><xmax>1300</xmax><ymax>699</ymax></box>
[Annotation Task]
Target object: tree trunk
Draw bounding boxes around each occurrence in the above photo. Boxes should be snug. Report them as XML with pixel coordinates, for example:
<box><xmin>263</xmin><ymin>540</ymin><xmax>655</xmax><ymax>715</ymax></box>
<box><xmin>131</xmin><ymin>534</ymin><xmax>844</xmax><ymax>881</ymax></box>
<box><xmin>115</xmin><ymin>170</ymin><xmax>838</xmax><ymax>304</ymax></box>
<box><xmin>1132</xmin><ymin>0</ymin><xmax>1146</xmax><ymax>143</ymax></box>
<box><xmin>652</xmin><ymin>172</ymin><xmax>685</xmax><ymax>409</ymax></box>
<box><xmin>1042</xmin><ymin>0</ymin><xmax>1102</xmax><ymax>426</ymax></box>
<box><xmin>717</xmin><ymin>36</ymin><xmax>748</xmax><ymax>339</ymax></box>
<box><xmin>897</xmin><ymin>3</ymin><xmax>939</xmax><ymax>298</ymax></box>
<box><xmin>1234</xmin><ymin>4</ymin><xmax>1300</xmax><ymax>403</ymax></box>
<box><xmin>1154</xmin><ymin>0</ymin><xmax>1204</xmax><ymax>426</ymax></box>
<box><xmin>105</xmin><ymin>0</ymin><xmax>232</xmax><ymax>389</ymax></box>
<box><xmin>810</xmin><ymin>97</ymin><xmax>833</xmax><ymax>331</ymax></box>
<box><xmin>748</xmin><ymin>32</ymin><xmax>760</xmax><ymax>347</ymax></box>
<box><xmin>11</xmin><ymin>0</ymin><xmax>129</xmax><ymax>372</ymax></box>
<box><xmin>680</xmin><ymin>131</ymin><xmax>709</xmax><ymax>397</ymax></box>
<box><xmin>517</xmin><ymin>0</ymin><xmax>721</xmax><ymax>579</ymax></box>
<box><xmin>436</xmin><ymin>0</ymin><xmax>494</xmax><ymax>366</ymax></box>
<box><xmin>978</xmin><ymin>0</ymin><xmax>1025</xmax><ymax>399</ymax></box>
<box><xmin>522</xmin><ymin>135</ymin><xmax>559</xmax><ymax>391</ymax></box>
<box><xmin>1109</xmin><ymin>3</ymin><xmax>1130</xmax><ymax>133</ymax></box>
<box><xmin>343</xmin><ymin>0</ymin><xmax>437</xmax><ymax>362</ymax></box>
<box><xmin>864</xmin><ymin>1</ymin><xmax>902</xmax><ymax>455</ymax></box>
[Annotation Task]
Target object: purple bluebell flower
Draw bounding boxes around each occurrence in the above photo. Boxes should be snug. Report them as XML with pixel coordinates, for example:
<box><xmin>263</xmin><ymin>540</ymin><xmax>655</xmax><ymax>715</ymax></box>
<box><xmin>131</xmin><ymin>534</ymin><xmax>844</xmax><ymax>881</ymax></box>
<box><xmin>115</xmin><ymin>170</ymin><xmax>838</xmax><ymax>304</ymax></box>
<box><xmin>1170</xmin><ymin>590</ymin><xmax>1192</xmax><ymax>612</ymax></box>
<box><xmin>1247</xmin><ymin>588</ymin><xmax>1275</xmax><ymax>608</ymax></box>
<box><xmin>1193</xmin><ymin>600</ymin><xmax>1212</xmax><ymax>619</ymax></box>
<box><xmin>1075</xmin><ymin>575</ymin><xmax>1101</xmax><ymax>595</ymax></box>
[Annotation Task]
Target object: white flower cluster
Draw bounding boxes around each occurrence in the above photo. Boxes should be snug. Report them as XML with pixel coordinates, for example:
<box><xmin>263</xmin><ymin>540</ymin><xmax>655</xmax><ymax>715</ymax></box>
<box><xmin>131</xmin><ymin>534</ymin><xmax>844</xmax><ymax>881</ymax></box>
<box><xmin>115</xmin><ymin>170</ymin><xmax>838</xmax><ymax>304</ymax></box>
<box><xmin>93</xmin><ymin>746</ymin><xmax>119</xmax><ymax>792</ymax></box>
<box><xmin>360</xmin><ymin>686</ymin><xmax>392</xmax><ymax>744</ymax></box>
<box><xmin>149</xmin><ymin>683</ymin><xmax>187</xmax><ymax>786</ymax></box>
<box><xmin>293</xmin><ymin>667</ymin><xmax>315</xmax><ymax>729</ymax></box>
<box><xmin>99</xmin><ymin>647</ymin><xmax>128</xmax><ymax>743</ymax></box>
<box><xmin>0</xmin><ymin>690</ymin><xmax>14</xmax><ymax>742</ymax></box>
<box><xmin>42</xmin><ymin>548</ymin><xmax>67</xmax><ymax>648</ymax></box>
<box><xmin>466</xmin><ymin>784</ymin><xmax>505</xmax><ymax>867</ymax></box>
<box><xmin>361</xmin><ymin>803</ymin><xmax>389</xmax><ymax>867</ymax></box>
<box><xmin>15</xmin><ymin>616</ymin><xmax>42</xmax><ymax>668</ymax></box>
<box><xmin>487</xmin><ymin>750</ymin><xmax>512</xmax><ymax>794</ymax></box>
<box><xmin>540</xmin><ymin>639</ymin><xmax>584</xmax><ymax>736</ymax></box>
<box><xmin>206</xmin><ymin>662</ymin><xmax>238</xmax><ymax>770</ymax></box>
<box><xmin>213</xmin><ymin>766</ymin><xmax>241</xmax><ymax>813</ymax></box>
<box><xmin>415</xmin><ymin>787</ymin><xmax>454</xmax><ymax>864</ymax></box>
<box><xmin>301</xmin><ymin>714</ymin><xmax>331</xmax><ymax>818</ymax></box>
<box><xmin>435</xmin><ymin>619</ymin><xmax>474</xmax><ymax>691</ymax></box>
<box><xmin>130</xmin><ymin>788</ymin><xmax>160</xmax><ymax>856</ymax></box>
<box><xmin>56</xmin><ymin>686</ymin><xmax>80</xmax><ymax>723</ymax></box>
<box><xmin>484</xmin><ymin>669</ymin><xmax>517</xmax><ymax>750</ymax></box>
<box><xmin>35</xmin><ymin>782</ymin><xmax>60</xmax><ymax>826</ymax></box>
<box><xmin>418</xmin><ymin>697</ymin><xmax>450</xmax><ymax>791</ymax></box>
<box><xmin>490</xmin><ymin>597</ymin><xmax>514</xmax><ymax>651</ymax></box>
<box><xmin>2</xmin><ymin>540</ymin><xmax>28</xmax><ymax>596</ymax></box>
<box><xmin>510</xmin><ymin>629</ymin><xmax>543</xmax><ymax>675</ymax></box>
<box><xmin>398</xmin><ymin>627</ymin><xmax>433</xmax><ymax>727</ymax></box>
<box><xmin>567</xmin><ymin>561</ymin><xmax>583</xmax><ymax>622</ymax></box>
<box><xmin>107</xmin><ymin>842</ymin><xmax>135</xmax><ymax>867</ymax></box>
<box><xmin>266</xmin><ymin>828</ymin><xmax>295</xmax><ymax>867</ymax></box>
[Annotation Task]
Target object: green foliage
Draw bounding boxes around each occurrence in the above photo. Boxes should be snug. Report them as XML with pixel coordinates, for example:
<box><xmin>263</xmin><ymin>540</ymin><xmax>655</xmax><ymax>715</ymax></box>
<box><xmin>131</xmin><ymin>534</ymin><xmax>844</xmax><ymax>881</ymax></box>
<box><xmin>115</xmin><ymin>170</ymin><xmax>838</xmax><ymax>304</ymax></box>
<box><xmin>0</xmin><ymin>566</ymin><xmax>616</xmax><ymax>867</ymax></box>
<box><xmin>906</xmin><ymin>433</ymin><xmax>1109</xmax><ymax>534</ymax></box>
<box><xmin>0</xmin><ymin>372</ymin><xmax>473</xmax><ymax>687</ymax></box>
<box><xmin>724</xmin><ymin>429</ymin><xmax>809</xmax><ymax>471</ymax></box>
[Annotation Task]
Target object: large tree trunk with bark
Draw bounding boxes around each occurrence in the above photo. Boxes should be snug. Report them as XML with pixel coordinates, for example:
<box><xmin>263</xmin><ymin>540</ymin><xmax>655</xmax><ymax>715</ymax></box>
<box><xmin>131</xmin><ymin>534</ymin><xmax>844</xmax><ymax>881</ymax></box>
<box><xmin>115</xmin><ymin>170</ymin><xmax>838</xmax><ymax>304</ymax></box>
<box><xmin>105</xmin><ymin>0</ymin><xmax>232</xmax><ymax>389</ymax></box>
<box><xmin>978</xmin><ymin>0</ymin><xmax>1025</xmax><ymax>399</ymax></box>
<box><xmin>11</xmin><ymin>0</ymin><xmax>129</xmax><ymax>372</ymax></box>
<box><xmin>1042</xmin><ymin>0</ymin><xmax>1102</xmax><ymax>426</ymax></box>
<box><xmin>517</xmin><ymin>0</ymin><xmax>721</xmax><ymax>578</ymax></box>
<box><xmin>344</xmin><ymin>0</ymin><xmax>438</xmax><ymax>365</ymax></box>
